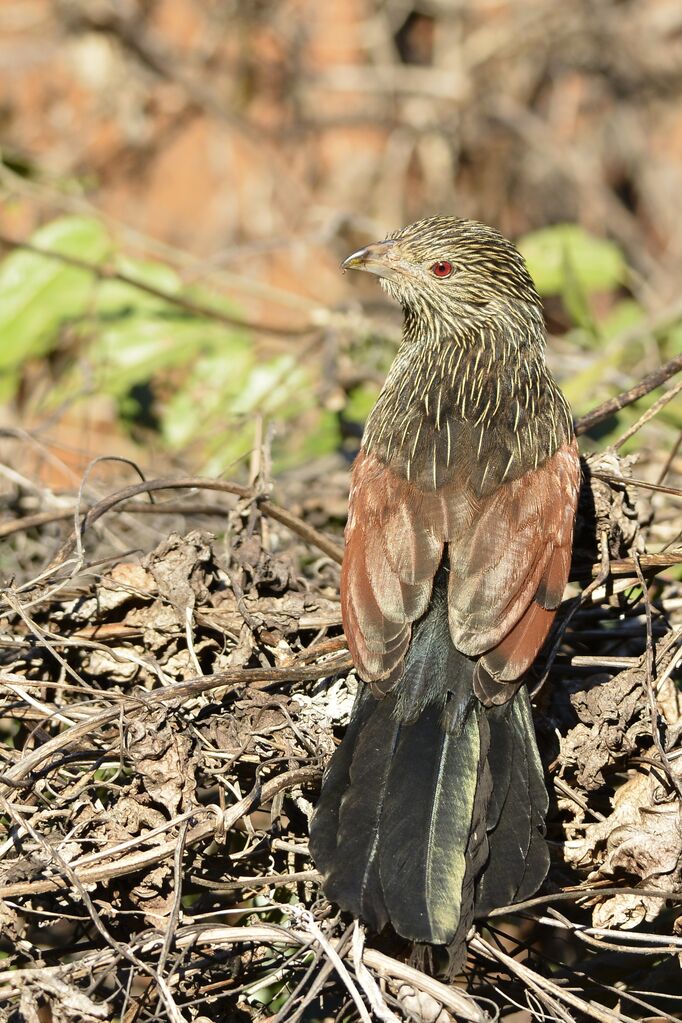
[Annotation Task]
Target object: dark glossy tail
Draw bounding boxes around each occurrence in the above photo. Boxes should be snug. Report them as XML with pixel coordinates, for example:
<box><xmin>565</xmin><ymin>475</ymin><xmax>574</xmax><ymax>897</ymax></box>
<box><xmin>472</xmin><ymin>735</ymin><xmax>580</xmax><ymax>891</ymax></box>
<box><xmin>309</xmin><ymin>579</ymin><xmax>549</xmax><ymax>961</ymax></box>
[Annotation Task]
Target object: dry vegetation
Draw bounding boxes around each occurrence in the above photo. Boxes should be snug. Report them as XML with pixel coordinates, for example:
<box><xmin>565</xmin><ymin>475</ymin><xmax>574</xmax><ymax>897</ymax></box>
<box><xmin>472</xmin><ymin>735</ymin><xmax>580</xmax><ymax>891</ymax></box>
<box><xmin>0</xmin><ymin>399</ymin><xmax>681</xmax><ymax>1023</ymax></box>
<box><xmin>0</xmin><ymin>1</ymin><xmax>682</xmax><ymax>1021</ymax></box>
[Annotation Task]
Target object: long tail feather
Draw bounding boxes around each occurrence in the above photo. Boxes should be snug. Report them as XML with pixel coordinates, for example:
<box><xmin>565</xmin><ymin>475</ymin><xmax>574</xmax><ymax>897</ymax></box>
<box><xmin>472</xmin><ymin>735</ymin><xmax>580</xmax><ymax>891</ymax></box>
<box><xmin>475</xmin><ymin>687</ymin><xmax>549</xmax><ymax>915</ymax></box>
<box><xmin>311</xmin><ymin>577</ymin><xmax>549</xmax><ymax>958</ymax></box>
<box><xmin>378</xmin><ymin>699</ymin><xmax>485</xmax><ymax>943</ymax></box>
<box><xmin>309</xmin><ymin>687</ymin><xmax>397</xmax><ymax>930</ymax></box>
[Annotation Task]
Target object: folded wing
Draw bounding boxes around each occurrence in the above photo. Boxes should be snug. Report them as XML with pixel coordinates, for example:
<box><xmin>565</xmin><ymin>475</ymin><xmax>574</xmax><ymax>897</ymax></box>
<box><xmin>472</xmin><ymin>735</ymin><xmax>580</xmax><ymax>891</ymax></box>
<box><xmin>341</xmin><ymin>441</ymin><xmax>580</xmax><ymax>695</ymax></box>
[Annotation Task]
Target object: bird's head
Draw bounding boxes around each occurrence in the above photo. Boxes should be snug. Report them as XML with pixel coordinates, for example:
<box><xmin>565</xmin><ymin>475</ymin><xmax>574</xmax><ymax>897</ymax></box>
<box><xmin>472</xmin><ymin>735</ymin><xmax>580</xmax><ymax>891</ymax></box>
<box><xmin>342</xmin><ymin>217</ymin><xmax>542</xmax><ymax>335</ymax></box>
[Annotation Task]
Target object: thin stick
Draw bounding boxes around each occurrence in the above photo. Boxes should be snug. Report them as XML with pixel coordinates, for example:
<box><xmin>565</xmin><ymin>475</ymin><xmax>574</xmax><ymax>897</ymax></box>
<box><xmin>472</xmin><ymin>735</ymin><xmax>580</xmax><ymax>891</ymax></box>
<box><xmin>613</xmin><ymin>377</ymin><xmax>682</xmax><ymax>450</ymax></box>
<box><xmin>470</xmin><ymin>934</ymin><xmax>627</xmax><ymax>1023</ymax></box>
<box><xmin>657</xmin><ymin>428</ymin><xmax>682</xmax><ymax>485</ymax></box>
<box><xmin>33</xmin><ymin>475</ymin><xmax>343</xmax><ymax>571</ymax></box>
<box><xmin>632</xmin><ymin>553</ymin><xmax>682</xmax><ymax>799</ymax></box>
<box><xmin>0</xmin><ymin>232</ymin><xmax>314</xmax><ymax>339</ymax></box>
<box><xmin>574</xmin><ymin>353</ymin><xmax>682</xmax><ymax>435</ymax></box>
<box><xmin>288</xmin><ymin>908</ymin><xmax>372</xmax><ymax>1023</ymax></box>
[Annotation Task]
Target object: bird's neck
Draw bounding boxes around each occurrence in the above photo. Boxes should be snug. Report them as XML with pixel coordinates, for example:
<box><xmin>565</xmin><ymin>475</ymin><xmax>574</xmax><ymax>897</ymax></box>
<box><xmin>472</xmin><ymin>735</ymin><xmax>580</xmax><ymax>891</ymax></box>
<box><xmin>362</xmin><ymin>315</ymin><xmax>573</xmax><ymax>495</ymax></box>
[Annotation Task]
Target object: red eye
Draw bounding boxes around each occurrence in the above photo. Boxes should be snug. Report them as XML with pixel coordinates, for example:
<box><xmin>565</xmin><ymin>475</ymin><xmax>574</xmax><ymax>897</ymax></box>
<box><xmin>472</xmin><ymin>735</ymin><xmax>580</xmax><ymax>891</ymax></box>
<box><xmin>430</xmin><ymin>260</ymin><xmax>453</xmax><ymax>278</ymax></box>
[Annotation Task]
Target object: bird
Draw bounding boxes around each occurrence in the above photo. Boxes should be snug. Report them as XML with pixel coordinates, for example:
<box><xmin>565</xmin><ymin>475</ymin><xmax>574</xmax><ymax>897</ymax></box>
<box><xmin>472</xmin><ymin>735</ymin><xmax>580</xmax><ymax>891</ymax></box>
<box><xmin>309</xmin><ymin>216</ymin><xmax>581</xmax><ymax>966</ymax></box>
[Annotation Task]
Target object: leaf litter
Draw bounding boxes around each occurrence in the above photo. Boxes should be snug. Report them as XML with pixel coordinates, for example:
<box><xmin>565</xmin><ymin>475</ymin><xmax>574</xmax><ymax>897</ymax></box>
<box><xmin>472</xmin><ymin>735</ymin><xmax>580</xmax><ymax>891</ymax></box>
<box><xmin>0</xmin><ymin>423</ymin><xmax>680</xmax><ymax>1022</ymax></box>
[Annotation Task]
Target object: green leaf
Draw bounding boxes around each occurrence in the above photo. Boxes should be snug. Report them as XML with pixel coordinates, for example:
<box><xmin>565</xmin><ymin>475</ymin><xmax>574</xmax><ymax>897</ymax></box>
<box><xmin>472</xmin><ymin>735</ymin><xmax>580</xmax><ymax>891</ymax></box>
<box><xmin>560</xmin><ymin>256</ymin><xmax>598</xmax><ymax>336</ymax></box>
<box><xmin>0</xmin><ymin>368</ymin><xmax>20</xmax><ymax>403</ymax></box>
<box><xmin>599</xmin><ymin>299</ymin><xmax>645</xmax><ymax>339</ymax></box>
<box><xmin>0</xmin><ymin>216</ymin><xmax>111</xmax><ymax>371</ymax></box>
<box><xmin>90</xmin><ymin>317</ymin><xmax>246</xmax><ymax>398</ymax></box>
<box><xmin>160</xmin><ymin>345</ymin><xmax>254</xmax><ymax>450</ymax></box>
<box><xmin>275</xmin><ymin>409</ymin><xmax>340</xmax><ymax>470</ymax></box>
<box><xmin>95</xmin><ymin>255</ymin><xmax>184</xmax><ymax>314</ymax></box>
<box><xmin>231</xmin><ymin>354</ymin><xmax>308</xmax><ymax>416</ymax></box>
<box><xmin>345</xmin><ymin>383</ymin><xmax>381</xmax><ymax>421</ymax></box>
<box><xmin>520</xmin><ymin>224</ymin><xmax>625</xmax><ymax>296</ymax></box>
<box><xmin>0</xmin><ymin>213</ymin><xmax>346</xmax><ymax>473</ymax></box>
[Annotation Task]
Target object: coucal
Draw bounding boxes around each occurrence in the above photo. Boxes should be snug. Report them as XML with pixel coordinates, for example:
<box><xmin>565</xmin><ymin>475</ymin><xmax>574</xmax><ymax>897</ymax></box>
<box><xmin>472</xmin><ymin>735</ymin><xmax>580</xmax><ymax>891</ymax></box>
<box><xmin>310</xmin><ymin>217</ymin><xmax>580</xmax><ymax>963</ymax></box>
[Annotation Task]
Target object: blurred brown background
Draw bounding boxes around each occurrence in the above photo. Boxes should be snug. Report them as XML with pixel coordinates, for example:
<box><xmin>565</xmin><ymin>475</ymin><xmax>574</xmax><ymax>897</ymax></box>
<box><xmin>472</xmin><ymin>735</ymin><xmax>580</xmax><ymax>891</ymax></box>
<box><xmin>1</xmin><ymin>0</ymin><xmax>681</xmax><ymax>483</ymax></box>
<box><xmin>1</xmin><ymin>10</ymin><xmax>682</xmax><ymax>1016</ymax></box>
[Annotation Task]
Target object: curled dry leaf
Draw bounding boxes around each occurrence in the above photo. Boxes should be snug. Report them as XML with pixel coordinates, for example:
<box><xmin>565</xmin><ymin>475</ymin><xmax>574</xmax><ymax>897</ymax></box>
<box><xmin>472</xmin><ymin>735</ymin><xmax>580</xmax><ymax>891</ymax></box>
<box><xmin>559</xmin><ymin>668</ymin><xmax>651</xmax><ymax>791</ymax></box>
<box><xmin>19</xmin><ymin>978</ymin><xmax>108</xmax><ymax>1023</ymax></box>
<box><xmin>109</xmin><ymin>561</ymin><xmax>156</xmax><ymax>592</ymax></box>
<box><xmin>565</xmin><ymin>762</ymin><xmax>682</xmax><ymax>929</ymax></box>
<box><xmin>94</xmin><ymin>795</ymin><xmax>168</xmax><ymax>847</ymax></box>
<box><xmin>97</xmin><ymin>561</ymin><xmax>157</xmax><ymax>611</ymax></box>
<box><xmin>128</xmin><ymin>861</ymin><xmax>176</xmax><ymax>924</ymax></box>
<box><xmin>85</xmin><ymin>647</ymin><xmax>140</xmax><ymax>681</ymax></box>
<box><xmin>396</xmin><ymin>985</ymin><xmax>454</xmax><ymax>1023</ymax></box>
<box><xmin>126</xmin><ymin>710</ymin><xmax>197</xmax><ymax>814</ymax></box>
<box><xmin>582</xmin><ymin>451</ymin><xmax>648</xmax><ymax>559</ymax></box>
<box><xmin>143</xmin><ymin>529</ymin><xmax>216</xmax><ymax>616</ymax></box>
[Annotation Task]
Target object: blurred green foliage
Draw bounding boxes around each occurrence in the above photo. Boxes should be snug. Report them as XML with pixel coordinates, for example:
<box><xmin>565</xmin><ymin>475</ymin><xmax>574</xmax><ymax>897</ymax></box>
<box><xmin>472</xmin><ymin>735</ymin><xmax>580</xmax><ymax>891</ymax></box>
<box><xmin>521</xmin><ymin>223</ymin><xmax>681</xmax><ymax>445</ymax></box>
<box><xmin>520</xmin><ymin>223</ymin><xmax>626</xmax><ymax>297</ymax></box>
<box><xmin>0</xmin><ymin>216</ymin><xmax>679</xmax><ymax>473</ymax></box>
<box><xmin>0</xmin><ymin>215</ymin><xmax>326</xmax><ymax>474</ymax></box>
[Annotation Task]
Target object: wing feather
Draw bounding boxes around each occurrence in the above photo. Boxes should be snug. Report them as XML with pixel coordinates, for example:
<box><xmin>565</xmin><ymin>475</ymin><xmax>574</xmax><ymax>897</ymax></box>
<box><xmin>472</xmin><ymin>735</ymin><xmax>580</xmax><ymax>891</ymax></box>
<box><xmin>341</xmin><ymin>441</ymin><xmax>580</xmax><ymax>693</ymax></box>
<box><xmin>341</xmin><ymin>450</ymin><xmax>449</xmax><ymax>682</ymax></box>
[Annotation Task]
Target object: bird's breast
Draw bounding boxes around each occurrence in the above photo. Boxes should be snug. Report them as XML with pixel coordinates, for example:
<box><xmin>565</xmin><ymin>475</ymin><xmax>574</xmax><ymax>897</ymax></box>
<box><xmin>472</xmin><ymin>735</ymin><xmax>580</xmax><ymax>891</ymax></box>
<box><xmin>362</xmin><ymin>349</ymin><xmax>571</xmax><ymax>496</ymax></box>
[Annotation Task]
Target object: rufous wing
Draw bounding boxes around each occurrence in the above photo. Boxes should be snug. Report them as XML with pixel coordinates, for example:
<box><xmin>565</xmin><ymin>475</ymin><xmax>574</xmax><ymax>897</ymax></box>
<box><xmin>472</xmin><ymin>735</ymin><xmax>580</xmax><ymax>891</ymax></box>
<box><xmin>341</xmin><ymin>441</ymin><xmax>580</xmax><ymax>699</ymax></box>
<box><xmin>448</xmin><ymin>441</ymin><xmax>581</xmax><ymax>702</ymax></box>
<box><xmin>341</xmin><ymin>450</ymin><xmax>450</xmax><ymax>686</ymax></box>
